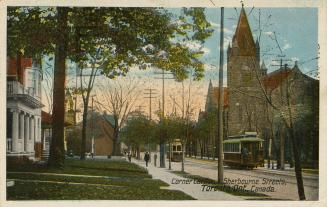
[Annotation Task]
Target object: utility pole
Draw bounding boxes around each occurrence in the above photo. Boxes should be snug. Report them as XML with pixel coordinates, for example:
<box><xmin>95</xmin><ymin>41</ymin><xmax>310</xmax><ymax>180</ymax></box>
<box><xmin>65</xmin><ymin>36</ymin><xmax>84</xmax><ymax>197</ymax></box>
<box><xmin>217</xmin><ymin>7</ymin><xmax>224</xmax><ymax>183</ymax></box>
<box><xmin>136</xmin><ymin>105</ymin><xmax>146</xmax><ymax>114</ymax></box>
<box><xmin>154</xmin><ymin>69</ymin><xmax>174</xmax><ymax>168</ymax></box>
<box><xmin>144</xmin><ymin>88</ymin><xmax>158</xmax><ymax>158</ymax></box>
<box><xmin>144</xmin><ymin>88</ymin><xmax>158</xmax><ymax>121</ymax></box>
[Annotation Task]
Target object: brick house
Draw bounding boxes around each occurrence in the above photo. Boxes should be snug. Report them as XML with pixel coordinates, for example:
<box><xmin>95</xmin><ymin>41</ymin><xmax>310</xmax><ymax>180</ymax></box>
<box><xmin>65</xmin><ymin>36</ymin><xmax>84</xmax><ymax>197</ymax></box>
<box><xmin>66</xmin><ymin>112</ymin><xmax>114</xmax><ymax>156</ymax></box>
<box><xmin>6</xmin><ymin>57</ymin><xmax>43</xmax><ymax>162</ymax></box>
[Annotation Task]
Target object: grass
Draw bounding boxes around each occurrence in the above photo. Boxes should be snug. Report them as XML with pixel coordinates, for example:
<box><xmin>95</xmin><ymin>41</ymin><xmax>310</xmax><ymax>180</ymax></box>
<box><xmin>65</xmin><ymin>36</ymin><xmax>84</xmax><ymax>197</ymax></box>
<box><xmin>302</xmin><ymin>169</ymin><xmax>319</xmax><ymax>175</ymax></box>
<box><xmin>8</xmin><ymin>158</ymin><xmax>151</xmax><ymax>178</ymax></box>
<box><xmin>171</xmin><ymin>171</ymin><xmax>269</xmax><ymax>198</ymax></box>
<box><xmin>7</xmin><ymin>158</ymin><xmax>194</xmax><ymax>200</ymax></box>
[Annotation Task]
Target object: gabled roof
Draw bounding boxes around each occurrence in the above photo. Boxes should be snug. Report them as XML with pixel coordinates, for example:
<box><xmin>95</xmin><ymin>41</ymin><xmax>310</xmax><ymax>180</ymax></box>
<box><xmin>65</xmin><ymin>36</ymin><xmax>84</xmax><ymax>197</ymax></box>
<box><xmin>262</xmin><ymin>68</ymin><xmax>293</xmax><ymax>90</ymax></box>
<box><xmin>232</xmin><ymin>7</ymin><xmax>256</xmax><ymax>56</ymax></box>
<box><xmin>102</xmin><ymin>114</ymin><xmax>115</xmax><ymax>127</ymax></box>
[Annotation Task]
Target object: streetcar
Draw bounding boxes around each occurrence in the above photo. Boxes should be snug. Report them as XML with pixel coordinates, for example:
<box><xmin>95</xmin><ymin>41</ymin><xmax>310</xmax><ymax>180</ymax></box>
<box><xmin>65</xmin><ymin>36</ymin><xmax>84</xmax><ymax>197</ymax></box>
<box><xmin>223</xmin><ymin>132</ymin><xmax>264</xmax><ymax>169</ymax></box>
<box><xmin>167</xmin><ymin>139</ymin><xmax>183</xmax><ymax>162</ymax></box>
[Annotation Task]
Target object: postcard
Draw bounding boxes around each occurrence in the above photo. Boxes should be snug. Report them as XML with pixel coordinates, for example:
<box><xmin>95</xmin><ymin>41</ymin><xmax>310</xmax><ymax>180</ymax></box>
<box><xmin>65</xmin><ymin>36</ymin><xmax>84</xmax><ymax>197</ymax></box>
<box><xmin>1</xmin><ymin>0</ymin><xmax>326</xmax><ymax>207</ymax></box>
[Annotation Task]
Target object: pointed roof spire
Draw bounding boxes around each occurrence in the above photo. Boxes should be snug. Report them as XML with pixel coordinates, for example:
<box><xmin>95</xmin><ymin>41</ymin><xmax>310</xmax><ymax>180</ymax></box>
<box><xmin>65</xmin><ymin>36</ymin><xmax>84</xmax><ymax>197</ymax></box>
<box><xmin>261</xmin><ymin>60</ymin><xmax>267</xmax><ymax>71</ymax></box>
<box><xmin>293</xmin><ymin>60</ymin><xmax>299</xmax><ymax>70</ymax></box>
<box><xmin>233</xmin><ymin>6</ymin><xmax>256</xmax><ymax>56</ymax></box>
<box><xmin>209</xmin><ymin>79</ymin><xmax>213</xmax><ymax>88</ymax></box>
<box><xmin>255</xmin><ymin>38</ymin><xmax>260</xmax><ymax>48</ymax></box>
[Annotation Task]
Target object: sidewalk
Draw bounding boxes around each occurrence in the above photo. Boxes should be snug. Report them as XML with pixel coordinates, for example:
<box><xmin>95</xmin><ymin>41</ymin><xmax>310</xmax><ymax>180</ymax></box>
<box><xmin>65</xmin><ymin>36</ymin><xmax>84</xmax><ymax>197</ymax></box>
<box><xmin>132</xmin><ymin>158</ymin><xmax>243</xmax><ymax>200</ymax></box>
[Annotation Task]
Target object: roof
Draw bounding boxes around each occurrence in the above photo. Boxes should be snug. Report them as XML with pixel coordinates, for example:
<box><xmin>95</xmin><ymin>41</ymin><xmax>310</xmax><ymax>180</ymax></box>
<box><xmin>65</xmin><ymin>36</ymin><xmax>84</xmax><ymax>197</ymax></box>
<box><xmin>7</xmin><ymin>57</ymin><xmax>33</xmax><ymax>76</ymax></box>
<box><xmin>224</xmin><ymin>137</ymin><xmax>264</xmax><ymax>143</ymax></box>
<box><xmin>41</xmin><ymin>111</ymin><xmax>73</xmax><ymax>127</ymax></box>
<box><xmin>211</xmin><ymin>87</ymin><xmax>229</xmax><ymax>107</ymax></box>
<box><xmin>233</xmin><ymin>7</ymin><xmax>256</xmax><ymax>56</ymax></box>
<box><xmin>262</xmin><ymin>68</ymin><xmax>293</xmax><ymax>90</ymax></box>
<box><xmin>103</xmin><ymin>114</ymin><xmax>115</xmax><ymax>127</ymax></box>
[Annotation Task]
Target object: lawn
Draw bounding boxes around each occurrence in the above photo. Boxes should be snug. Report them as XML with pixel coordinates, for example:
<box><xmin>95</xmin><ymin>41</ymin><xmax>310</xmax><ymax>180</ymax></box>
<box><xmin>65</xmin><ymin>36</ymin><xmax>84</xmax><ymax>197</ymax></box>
<box><xmin>7</xmin><ymin>158</ymin><xmax>194</xmax><ymax>200</ymax></box>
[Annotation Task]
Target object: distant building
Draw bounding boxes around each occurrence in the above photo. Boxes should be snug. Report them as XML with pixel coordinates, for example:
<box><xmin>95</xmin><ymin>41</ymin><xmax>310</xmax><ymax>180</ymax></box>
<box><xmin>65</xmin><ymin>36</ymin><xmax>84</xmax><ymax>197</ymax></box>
<box><xmin>66</xmin><ymin>112</ymin><xmax>115</xmax><ymax>156</ymax></box>
<box><xmin>41</xmin><ymin>110</ymin><xmax>73</xmax><ymax>161</ymax></box>
<box><xmin>7</xmin><ymin>57</ymin><xmax>43</xmax><ymax>161</ymax></box>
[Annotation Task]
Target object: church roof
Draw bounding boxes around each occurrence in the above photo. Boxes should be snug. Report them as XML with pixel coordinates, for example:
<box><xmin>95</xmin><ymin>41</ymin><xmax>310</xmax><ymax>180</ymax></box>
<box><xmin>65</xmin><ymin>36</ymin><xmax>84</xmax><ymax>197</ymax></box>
<box><xmin>261</xmin><ymin>60</ymin><xmax>267</xmax><ymax>71</ymax></box>
<box><xmin>210</xmin><ymin>87</ymin><xmax>229</xmax><ymax>107</ymax></box>
<box><xmin>232</xmin><ymin>7</ymin><xmax>256</xmax><ymax>56</ymax></box>
<box><xmin>262</xmin><ymin>67</ymin><xmax>293</xmax><ymax>90</ymax></box>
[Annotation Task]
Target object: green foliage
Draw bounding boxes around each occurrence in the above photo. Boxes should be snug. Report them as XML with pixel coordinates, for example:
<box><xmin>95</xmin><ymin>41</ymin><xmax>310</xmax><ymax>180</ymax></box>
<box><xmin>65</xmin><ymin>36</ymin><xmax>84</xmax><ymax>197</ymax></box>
<box><xmin>7</xmin><ymin>7</ymin><xmax>213</xmax><ymax>81</ymax></box>
<box><xmin>7</xmin><ymin>7</ymin><xmax>57</xmax><ymax>58</ymax></box>
<box><xmin>195</xmin><ymin>108</ymin><xmax>217</xmax><ymax>142</ymax></box>
<box><xmin>121</xmin><ymin>114</ymin><xmax>156</xmax><ymax>148</ymax></box>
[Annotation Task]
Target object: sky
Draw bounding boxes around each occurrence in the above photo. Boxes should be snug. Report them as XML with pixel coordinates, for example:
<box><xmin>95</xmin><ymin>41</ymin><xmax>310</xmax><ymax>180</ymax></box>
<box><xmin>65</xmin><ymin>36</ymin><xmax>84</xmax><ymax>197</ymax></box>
<box><xmin>41</xmin><ymin>7</ymin><xmax>319</xmax><ymax>122</ymax></box>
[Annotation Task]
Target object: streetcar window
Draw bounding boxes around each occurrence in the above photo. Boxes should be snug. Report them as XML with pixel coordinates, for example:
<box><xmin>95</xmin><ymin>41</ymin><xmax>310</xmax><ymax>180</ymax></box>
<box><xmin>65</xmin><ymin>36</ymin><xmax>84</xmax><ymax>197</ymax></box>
<box><xmin>177</xmin><ymin>145</ymin><xmax>182</xmax><ymax>151</ymax></box>
<box><xmin>224</xmin><ymin>143</ymin><xmax>240</xmax><ymax>152</ymax></box>
<box><xmin>236</xmin><ymin>143</ymin><xmax>240</xmax><ymax>152</ymax></box>
<box><xmin>173</xmin><ymin>146</ymin><xmax>177</xmax><ymax>151</ymax></box>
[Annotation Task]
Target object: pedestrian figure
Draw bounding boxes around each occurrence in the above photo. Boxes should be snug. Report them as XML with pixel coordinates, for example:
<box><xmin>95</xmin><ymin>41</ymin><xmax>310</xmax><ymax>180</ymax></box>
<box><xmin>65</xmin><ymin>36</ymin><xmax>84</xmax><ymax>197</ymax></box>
<box><xmin>128</xmin><ymin>153</ymin><xmax>132</xmax><ymax>162</ymax></box>
<box><xmin>241</xmin><ymin>147</ymin><xmax>249</xmax><ymax>159</ymax></box>
<box><xmin>154</xmin><ymin>153</ymin><xmax>157</xmax><ymax>167</ymax></box>
<box><xmin>144</xmin><ymin>152</ymin><xmax>150</xmax><ymax>167</ymax></box>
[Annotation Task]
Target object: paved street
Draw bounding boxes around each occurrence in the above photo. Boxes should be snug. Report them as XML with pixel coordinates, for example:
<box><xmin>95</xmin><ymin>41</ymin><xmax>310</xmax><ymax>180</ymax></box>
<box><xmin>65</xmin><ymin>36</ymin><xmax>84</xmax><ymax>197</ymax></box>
<box><xmin>167</xmin><ymin>157</ymin><xmax>318</xmax><ymax>200</ymax></box>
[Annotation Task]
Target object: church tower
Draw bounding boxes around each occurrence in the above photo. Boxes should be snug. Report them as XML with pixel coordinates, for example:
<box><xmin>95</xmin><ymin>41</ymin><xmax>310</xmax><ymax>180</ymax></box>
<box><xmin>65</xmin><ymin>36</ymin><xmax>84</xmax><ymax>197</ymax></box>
<box><xmin>227</xmin><ymin>6</ymin><xmax>264</xmax><ymax>136</ymax></box>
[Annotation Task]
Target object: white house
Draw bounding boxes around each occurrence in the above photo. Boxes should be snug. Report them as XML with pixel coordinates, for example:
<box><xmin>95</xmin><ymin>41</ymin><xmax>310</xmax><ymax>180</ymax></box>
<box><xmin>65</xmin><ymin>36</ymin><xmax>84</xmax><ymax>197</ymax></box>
<box><xmin>7</xmin><ymin>57</ymin><xmax>43</xmax><ymax>160</ymax></box>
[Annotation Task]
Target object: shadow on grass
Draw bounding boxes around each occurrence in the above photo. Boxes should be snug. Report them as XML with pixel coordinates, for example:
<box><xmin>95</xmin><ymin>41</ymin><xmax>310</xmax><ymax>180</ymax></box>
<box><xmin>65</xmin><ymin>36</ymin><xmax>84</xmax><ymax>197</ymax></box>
<box><xmin>7</xmin><ymin>158</ymin><xmax>194</xmax><ymax>200</ymax></box>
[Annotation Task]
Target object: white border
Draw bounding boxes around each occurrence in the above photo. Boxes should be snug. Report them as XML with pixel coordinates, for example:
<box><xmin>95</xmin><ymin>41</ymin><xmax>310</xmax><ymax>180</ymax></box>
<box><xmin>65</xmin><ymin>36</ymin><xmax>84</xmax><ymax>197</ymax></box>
<box><xmin>1</xmin><ymin>0</ymin><xmax>326</xmax><ymax>207</ymax></box>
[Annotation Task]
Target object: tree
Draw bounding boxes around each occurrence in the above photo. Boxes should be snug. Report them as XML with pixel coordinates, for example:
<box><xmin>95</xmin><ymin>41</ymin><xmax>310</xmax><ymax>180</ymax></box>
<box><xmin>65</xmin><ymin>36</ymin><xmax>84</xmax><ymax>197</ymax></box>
<box><xmin>8</xmin><ymin>7</ymin><xmax>213</xmax><ymax>166</ymax></box>
<box><xmin>97</xmin><ymin>78</ymin><xmax>141</xmax><ymax>156</ymax></box>
<box><xmin>249</xmin><ymin>57</ymin><xmax>307</xmax><ymax>200</ymax></box>
<box><xmin>121</xmin><ymin>113</ymin><xmax>155</xmax><ymax>159</ymax></box>
<box><xmin>48</xmin><ymin>7</ymin><xmax>70</xmax><ymax>167</ymax></box>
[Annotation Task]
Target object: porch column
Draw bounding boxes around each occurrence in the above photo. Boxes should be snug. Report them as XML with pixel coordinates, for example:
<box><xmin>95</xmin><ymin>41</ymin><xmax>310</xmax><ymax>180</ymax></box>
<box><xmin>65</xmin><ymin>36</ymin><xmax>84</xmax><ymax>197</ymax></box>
<box><xmin>38</xmin><ymin>117</ymin><xmax>42</xmax><ymax>143</ymax></box>
<box><xmin>11</xmin><ymin>109</ymin><xmax>19</xmax><ymax>152</ymax></box>
<box><xmin>24</xmin><ymin>114</ymin><xmax>30</xmax><ymax>152</ymax></box>
<box><xmin>30</xmin><ymin>116</ymin><xmax>35</xmax><ymax>152</ymax></box>
<box><xmin>35</xmin><ymin>117</ymin><xmax>39</xmax><ymax>142</ymax></box>
<box><xmin>19</xmin><ymin>112</ymin><xmax>25</xmax><ymax>152</ymax></box>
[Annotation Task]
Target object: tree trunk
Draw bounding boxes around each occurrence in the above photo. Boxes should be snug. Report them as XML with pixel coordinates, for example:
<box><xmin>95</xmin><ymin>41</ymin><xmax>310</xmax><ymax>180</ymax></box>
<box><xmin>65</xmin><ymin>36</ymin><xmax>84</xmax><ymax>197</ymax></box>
<box><xmin>181</xmin><ymin>142</ymin><xmax>185</xmax><ymax>172</ymax></box>
<box><xmin>200</xmin><ymin>140</ymin><xmax>203</xmax><ymax>159</ymax></box>
<box><xmin>112</xmin><ymin>128</ymin><xmax>119</xmax><ymax>156</ymax></box>
<box><xmin>168</xmin><ymin>142</ymin><xmax>172</xmax><ymax>170</ymax></box>
<box><xmin>48</xmin><ymin>7</ymin><xmax>68</xmax><ymax>168</ymax></box>
<box><xmin>137</xmin><ymin>145</ymin><xmax>140</xmax><ymax>160</ymax></box>
<box><xmin>280</xmin><ymin>127</ymin><xmax>285</xmax><ymax>170</ymax></box>
<box><xmin>80</xmin><ymin>102</ymin><xmax>89</xmax><ymax>160</ymax></box>
<box><xmin>287</xmin><ymin>126</ymin><xmax>306</xmax><ymax>200</ymax></box>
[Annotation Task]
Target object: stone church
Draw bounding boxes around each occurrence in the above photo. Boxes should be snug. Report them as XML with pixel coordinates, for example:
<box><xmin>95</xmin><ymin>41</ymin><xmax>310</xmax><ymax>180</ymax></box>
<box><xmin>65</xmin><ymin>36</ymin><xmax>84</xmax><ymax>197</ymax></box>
<box><xmin>197</xmin><ymin>7</ymin><xmax>319</xmax><ymax>164</ymax></box>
